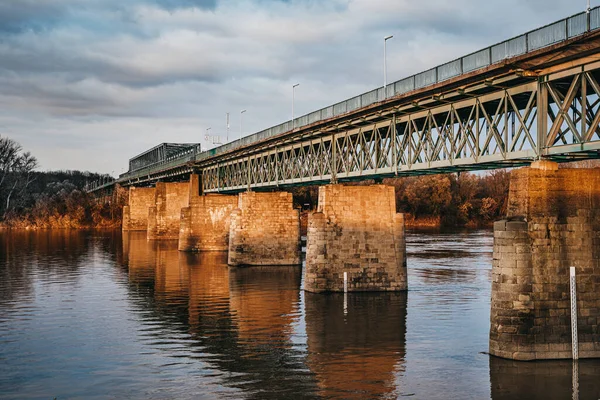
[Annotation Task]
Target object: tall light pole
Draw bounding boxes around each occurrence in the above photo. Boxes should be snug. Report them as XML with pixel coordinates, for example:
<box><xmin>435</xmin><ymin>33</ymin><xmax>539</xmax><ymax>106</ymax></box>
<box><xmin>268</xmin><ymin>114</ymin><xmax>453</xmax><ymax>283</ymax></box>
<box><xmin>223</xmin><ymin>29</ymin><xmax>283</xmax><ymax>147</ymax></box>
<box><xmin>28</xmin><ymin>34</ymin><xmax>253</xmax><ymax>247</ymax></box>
<box><xmin>240</xmin><ymin>109</ymin><xmax>246</xmax><ymax>137</ymax></box>
<box><xmin>226</xmin><ymin>112</ymin><xmax>230</xmax><ymax>142</ymax></box>
<box><xmin>205</xmin><ymin>127</ymin><xmax>211</xmax><ymax>147</ymax></box>
<box><xmin>292</xmin><ymin>83</ymin><xmax>299</xmax><ymax>129</ymax></box>
<box><xmin>384</xmin><ymin>35</ymin><xmax>393</xmax><ymax>95</ymax></box>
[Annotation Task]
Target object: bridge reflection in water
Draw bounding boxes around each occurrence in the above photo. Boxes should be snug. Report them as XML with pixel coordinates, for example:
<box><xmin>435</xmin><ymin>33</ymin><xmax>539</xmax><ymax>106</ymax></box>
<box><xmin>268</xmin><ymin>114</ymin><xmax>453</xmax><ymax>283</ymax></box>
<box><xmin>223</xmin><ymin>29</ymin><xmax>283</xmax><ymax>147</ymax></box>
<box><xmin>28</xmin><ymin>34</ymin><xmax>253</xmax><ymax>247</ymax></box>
<box><xmin>118</xmin><ymin>231</ymin><xmax>600</xmax><ymax>399</ymax></box>
<box><xmin>122</xmin><ymin>231</ymin><xmax>409</xmax><ymax>398</ymax></box>
<box><xmin>304</xmin><ymin>292</ymin><xmax>408</xmax><ymax>399</ymax></box>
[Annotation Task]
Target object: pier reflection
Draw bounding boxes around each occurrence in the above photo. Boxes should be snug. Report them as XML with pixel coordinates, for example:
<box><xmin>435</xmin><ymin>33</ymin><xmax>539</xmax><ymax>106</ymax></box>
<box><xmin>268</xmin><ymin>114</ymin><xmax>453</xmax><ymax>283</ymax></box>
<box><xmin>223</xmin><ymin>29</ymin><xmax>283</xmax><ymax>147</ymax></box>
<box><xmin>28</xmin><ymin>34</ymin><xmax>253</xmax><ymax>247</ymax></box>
<box><xmin>122</xmin><ymin>232</ymin><xmax>316</xmax><ymax>398</ymax></box>
<box><xmin>304</xmin><ymin>292</ymin><xmax>407</xmax><ymax>399</ymax></box>
<box><xmin>489</xmin><ymin>357</ymin><xmax>600</xmax><ymax>400</ymax></box>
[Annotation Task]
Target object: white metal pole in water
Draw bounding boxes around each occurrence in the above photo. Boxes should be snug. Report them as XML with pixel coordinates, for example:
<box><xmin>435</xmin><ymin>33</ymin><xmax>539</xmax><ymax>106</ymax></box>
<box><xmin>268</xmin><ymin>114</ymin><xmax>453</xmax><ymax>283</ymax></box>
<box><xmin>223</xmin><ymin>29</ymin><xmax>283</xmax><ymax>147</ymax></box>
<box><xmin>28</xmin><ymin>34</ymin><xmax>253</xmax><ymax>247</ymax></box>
<box><xmin>572</xmin><ymin>360</ymin><xmax>579</xmax><ymax>400</ymax></box>
<box><xmin>343</xmin><ymin>271</ymin><xmax>348</xmax><ymax>293</ymax></box>
<box><xmin>570</xmin><ymin>266</ymin><xmax>579</xmax><ymax>360</ymax></box>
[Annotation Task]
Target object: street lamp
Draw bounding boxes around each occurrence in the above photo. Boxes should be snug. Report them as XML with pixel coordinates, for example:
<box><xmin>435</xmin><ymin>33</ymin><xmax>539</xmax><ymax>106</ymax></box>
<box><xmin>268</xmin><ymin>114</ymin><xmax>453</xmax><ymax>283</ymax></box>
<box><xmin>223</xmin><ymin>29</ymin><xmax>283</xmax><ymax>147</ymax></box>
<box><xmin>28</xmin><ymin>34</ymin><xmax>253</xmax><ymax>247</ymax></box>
<box><xmin>226</xmin><ymin>112</ymin><xmax>230</xmax><ymax>142</ymax></box>
<box><xmin>384</xmin><ymin>35</ymin><xmax>393</xmax><ymax>96</ymax></box>
<box><xmin>205</xmin><ymin>127</ymin><xmax>211</xmax><ymax>147</ymax></box>
<box><xmin>292</xmin><ymin>83</ymin><xmax>299</xmax><ymax>128</ymax></box>
<box><xmin>240</xmin><ymin>109</ymin><xmax>246</xmax><ymax>137</ymax></box>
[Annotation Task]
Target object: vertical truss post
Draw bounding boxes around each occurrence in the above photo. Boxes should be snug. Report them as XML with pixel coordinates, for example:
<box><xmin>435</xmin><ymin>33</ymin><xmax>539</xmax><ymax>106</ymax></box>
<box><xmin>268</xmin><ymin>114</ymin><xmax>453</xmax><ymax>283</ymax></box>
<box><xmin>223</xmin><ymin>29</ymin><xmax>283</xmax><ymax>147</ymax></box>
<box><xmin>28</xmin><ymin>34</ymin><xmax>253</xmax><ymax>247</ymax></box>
<box><xmin>581</xmin><ymin>73</ymin><xmax>587</xmax><ymax>139</ymax></box>
<box><xmin>247</xmin><ymin>156</ymin><xmax>252</xmax><ymax>191</ymax></box>
<box><xmin>537</xmin><ymin>77</ymin><xmax>549</xmax><ymax>159</ymax></box>
<box><xmin>504</xmin><ymin>90</ymin><xmax>509</xmax><ymax>158</ymax></box>
<box><xmin>216</xmin><ymin>164</ymin><xmax>220</xmax><ymax>192</ymax></box>
<box><xmin>275</xmin><ymin>146</ymin><xmax>279</xmax><ymax>186</ymax></box>
<box><xmin>392</xmin><ymin>114</ymin><xmax>398</xmax><ymax>175</ymax></box>
<box><xmin>331</xmin><ymin>132</ymin><xmax>338</xmax><ymax>184</ymax></box>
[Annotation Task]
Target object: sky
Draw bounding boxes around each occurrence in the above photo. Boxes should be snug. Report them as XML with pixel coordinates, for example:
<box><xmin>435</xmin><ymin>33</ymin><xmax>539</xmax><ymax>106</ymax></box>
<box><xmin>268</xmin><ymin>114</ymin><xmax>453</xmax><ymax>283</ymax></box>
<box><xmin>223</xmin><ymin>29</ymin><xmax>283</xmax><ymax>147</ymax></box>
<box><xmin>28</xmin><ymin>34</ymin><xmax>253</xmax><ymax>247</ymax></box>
<box><xmin>0</xmin><ymin>0</ymin><xmax>592</xmax><ymax>175</ymax></box>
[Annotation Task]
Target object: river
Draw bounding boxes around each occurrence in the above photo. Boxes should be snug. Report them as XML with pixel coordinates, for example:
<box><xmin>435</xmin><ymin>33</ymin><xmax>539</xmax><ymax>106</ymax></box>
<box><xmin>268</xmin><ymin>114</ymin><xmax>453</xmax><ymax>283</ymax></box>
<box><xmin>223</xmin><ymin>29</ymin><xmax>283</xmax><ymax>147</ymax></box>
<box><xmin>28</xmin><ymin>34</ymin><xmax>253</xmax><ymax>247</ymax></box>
<box><xmin>1</xmin><ymin>230</ymin><xmax>599</xmax><ymax>399</ymax></box>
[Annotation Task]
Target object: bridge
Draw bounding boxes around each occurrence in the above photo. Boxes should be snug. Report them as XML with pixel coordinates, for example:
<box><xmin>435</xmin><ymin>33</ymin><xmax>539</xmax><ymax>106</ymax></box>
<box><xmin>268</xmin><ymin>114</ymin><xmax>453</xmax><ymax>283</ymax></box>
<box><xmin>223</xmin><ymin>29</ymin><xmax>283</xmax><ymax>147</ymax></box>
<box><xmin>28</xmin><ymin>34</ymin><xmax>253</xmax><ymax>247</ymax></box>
<box><xmin>87</xmin><ymin>7</ymin><xmax>600</xmax><ymax>194</ymax></box>
<box><xmin>102</xmin><ymin>9</ymin><xmax>600</xmax><ymax>363</ymax></box>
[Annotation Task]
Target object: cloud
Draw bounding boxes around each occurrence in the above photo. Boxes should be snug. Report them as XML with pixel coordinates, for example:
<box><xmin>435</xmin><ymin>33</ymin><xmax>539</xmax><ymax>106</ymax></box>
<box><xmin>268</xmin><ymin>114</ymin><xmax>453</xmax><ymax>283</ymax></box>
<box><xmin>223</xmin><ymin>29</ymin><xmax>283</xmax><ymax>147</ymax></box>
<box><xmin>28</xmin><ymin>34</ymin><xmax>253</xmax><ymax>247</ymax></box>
<box><xmin>0</xmin><ymin>0</ymin><xmax>587</xmax><ymax>172</ymax></box>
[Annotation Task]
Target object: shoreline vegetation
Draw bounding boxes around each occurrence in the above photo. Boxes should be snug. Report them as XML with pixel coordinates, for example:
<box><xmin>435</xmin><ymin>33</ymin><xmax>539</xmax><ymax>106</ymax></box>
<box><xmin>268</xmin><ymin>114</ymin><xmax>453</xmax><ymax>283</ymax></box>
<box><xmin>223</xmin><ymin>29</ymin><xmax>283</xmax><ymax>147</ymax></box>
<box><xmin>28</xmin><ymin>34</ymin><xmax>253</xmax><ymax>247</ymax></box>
<box><xmin>0</xmin><ymin>136</ymin><xmax>126</xmax><ymax>230</ymax></box>
<box><xmin>5</xmin><ymin>135</ymin><xmax>594</xmax><ymax>231</ymax></box>
<box><xmin>1</xmin><ymin>135</ymin><xmax>511</xmax><ymax>230</ymax></box>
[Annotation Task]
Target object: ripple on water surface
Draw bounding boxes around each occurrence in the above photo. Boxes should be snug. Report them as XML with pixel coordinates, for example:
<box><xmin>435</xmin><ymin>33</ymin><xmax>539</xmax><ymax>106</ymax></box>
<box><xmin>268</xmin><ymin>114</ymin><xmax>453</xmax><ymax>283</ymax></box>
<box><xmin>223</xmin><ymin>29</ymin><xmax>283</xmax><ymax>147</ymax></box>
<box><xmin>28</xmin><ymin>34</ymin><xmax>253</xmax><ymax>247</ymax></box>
<box><xmin>0</xmin><ymin>229</ymin><xmax>599</xmax><ymax>399</ymax></box>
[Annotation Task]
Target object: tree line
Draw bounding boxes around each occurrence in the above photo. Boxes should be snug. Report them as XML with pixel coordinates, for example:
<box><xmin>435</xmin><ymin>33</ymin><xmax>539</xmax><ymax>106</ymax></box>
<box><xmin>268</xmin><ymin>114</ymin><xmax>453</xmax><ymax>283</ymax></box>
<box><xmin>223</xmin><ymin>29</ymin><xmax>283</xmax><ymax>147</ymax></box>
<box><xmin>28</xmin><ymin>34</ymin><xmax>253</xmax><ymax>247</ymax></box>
<box><xmin>291</xmin><ymin>171</ymin><xmax>510</xmax><ymax>227</ymax></box>
<box><xmin>2</xmin><ymin>134</ymin><xmax>511</xmax><ymax>229</ymax></box>
<box><xmin>0</xmin><ymin>136</ymin><xmax>125</xmax><ymax>228</ymax></box>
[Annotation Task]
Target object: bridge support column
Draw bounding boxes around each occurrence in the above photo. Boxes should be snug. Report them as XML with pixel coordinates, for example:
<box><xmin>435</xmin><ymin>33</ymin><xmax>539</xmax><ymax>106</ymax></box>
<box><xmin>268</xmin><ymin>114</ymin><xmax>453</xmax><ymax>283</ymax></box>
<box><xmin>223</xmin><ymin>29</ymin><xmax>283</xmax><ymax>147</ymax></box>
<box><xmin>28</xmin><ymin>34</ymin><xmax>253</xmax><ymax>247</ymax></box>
<box><xmin>147</xmin><ymin>182</ymin><xmax>189</xmax><ymax>240</ymax></box>
<box><xmin>179</xmin><ymin>174</ymin><xmax>238</xmax><ymax>252</ymax></box>
<box><xmin>122</xmin><ymin>187</ymin><xmax>156</xmax><ymax>231</ymax></box>
<box><xmin>490</xmin><ymin>161</ymin><xmax>600</xmax><ymax>360</ymax></box>
<box><xmin>304</xmin><ymin>185</ymin><xmax>407</xmax><ymax>293</ymax></box>
<box><xmin>228</xmin><ymin>191</ymin><xmax>300</xmax><ymax>266</ymax></box>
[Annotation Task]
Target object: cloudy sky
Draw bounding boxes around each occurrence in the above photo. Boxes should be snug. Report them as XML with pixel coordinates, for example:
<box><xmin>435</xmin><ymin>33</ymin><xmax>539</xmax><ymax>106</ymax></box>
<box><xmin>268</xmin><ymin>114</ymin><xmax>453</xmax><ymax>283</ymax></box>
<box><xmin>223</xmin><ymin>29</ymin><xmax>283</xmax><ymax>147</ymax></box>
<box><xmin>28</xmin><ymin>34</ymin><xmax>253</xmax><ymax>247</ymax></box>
<box><xmin>0</xmin><ymin>0</ymin><xmax>590</xmax><ymax>174</ymax></box>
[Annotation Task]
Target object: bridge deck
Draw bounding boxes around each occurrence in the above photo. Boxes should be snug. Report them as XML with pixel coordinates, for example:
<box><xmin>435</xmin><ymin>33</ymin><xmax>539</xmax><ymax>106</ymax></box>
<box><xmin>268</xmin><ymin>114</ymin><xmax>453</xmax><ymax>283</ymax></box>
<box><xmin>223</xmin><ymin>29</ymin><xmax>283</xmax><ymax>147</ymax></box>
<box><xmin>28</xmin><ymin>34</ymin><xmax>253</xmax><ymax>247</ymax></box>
<box><xmin>94</xmin><ymin>8</ymin><xmax>600</xmax><ymax>193</ymax></box>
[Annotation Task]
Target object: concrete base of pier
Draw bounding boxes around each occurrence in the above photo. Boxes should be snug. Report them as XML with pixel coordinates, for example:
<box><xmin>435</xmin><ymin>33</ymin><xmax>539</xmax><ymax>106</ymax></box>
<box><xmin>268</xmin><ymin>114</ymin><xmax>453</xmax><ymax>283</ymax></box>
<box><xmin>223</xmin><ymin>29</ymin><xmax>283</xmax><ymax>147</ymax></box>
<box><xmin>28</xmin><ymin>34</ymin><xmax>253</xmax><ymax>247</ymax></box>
<box><xmin>147</xmin><ymin>182</ymin><xmax>189</xmax><ymax>240</ymax></box>
<box><xmin>490</xmin><ymin>161</ymin><xmax>600</xmax><ymax>360</ymax></box>
<box><xmin>228</xmin><ymin>191</ymin><xmax>300</xmax><ymax>266</ymax></box>
<box><xmin>304</xmin><ymin>185</ymin><xmax>407</xmax><ymax>293</ymax></box>
<box><xmin>122</xmin><ymin>187</ymin><xmax>155</xmax><ymax>231</ymax></box>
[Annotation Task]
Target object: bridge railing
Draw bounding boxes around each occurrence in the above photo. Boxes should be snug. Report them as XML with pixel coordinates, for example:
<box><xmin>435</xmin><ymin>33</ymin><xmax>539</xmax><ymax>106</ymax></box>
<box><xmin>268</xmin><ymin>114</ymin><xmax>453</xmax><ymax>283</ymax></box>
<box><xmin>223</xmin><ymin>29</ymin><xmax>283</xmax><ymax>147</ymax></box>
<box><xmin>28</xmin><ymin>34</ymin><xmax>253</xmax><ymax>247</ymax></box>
<box><xmin>193</xmin><ymin>7</ymin><xmax>600</xmax><ymax>165</ymax></box>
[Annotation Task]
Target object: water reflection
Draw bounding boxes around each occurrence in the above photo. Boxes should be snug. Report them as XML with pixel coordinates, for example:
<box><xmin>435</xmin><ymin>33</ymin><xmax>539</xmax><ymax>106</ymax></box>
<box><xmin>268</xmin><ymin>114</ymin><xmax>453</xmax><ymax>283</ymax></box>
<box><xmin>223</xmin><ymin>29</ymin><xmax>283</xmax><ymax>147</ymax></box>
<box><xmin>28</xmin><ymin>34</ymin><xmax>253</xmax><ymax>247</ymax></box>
<box><xmin>489</xmin><ymin>357</ymin><xmax>600</xmax><ymax>400</ymax></box>
<box><xmin>3</xmin><ymin>229</ymin><xmax>600</xmax><ymax>399</ymax></box>
<box><xmin>304</xmin><ymin>292</ymin><xmax>407</xmax><ymax>399</ymax></box>
<box><xmin>122</xmin><ymin>232</ymin><xmax>316</xmax><ymax>398</ymax></box>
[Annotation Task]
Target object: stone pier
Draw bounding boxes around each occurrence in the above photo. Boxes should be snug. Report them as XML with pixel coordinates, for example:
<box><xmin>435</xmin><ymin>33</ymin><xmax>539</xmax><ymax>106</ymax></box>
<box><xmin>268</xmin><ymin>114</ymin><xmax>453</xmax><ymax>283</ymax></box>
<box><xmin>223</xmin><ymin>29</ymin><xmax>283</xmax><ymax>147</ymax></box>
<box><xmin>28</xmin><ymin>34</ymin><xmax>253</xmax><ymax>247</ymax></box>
<box><xmin>147</xmin><ymin>182</ymin><xmax>189</xmax><ymax>240</ymax></box>
<box><xmin>179</xmin><ymin>175</ymin><xmax>238</xmax><ymax>252</ymax></box>
<box><xmin>304</xmin><ymin>184</ymin><xmax>407</xmax><ymax>293</ymax></box>
<box><xmin>228</xmin><ymin>191</ymin><xmax>300</xmax><ymax>266</ymax></box>
<box><xmin>490</xmin><ymin>161</ymin><xmax>600</xmax><ymax>360</ymax></box>
<box><xmin>122</xmin><ymin>187</ymin><xmax>155</xmax><ymax>231</ymax></box>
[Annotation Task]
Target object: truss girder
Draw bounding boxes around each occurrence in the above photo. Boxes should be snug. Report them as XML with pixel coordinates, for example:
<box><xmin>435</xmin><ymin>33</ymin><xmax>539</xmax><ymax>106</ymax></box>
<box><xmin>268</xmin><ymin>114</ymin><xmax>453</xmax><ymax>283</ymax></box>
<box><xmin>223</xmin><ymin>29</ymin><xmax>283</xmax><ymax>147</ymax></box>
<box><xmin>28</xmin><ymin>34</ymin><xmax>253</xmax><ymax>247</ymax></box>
<box><xmin>201</xmin><ymin>69</ymin><xmax>600</xmax><ymax>192</ymax></box>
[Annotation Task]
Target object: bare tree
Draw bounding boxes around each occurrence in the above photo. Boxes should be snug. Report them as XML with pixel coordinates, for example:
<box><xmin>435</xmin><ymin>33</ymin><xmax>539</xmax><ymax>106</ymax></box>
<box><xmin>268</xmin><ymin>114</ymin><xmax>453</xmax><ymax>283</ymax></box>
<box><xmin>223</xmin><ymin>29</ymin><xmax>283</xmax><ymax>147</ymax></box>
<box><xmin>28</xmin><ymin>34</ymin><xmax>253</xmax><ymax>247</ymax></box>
<box><xmin>0</xmin><ymin>136</ymin><xmax>38</xmax><ymax>218</ymax></box>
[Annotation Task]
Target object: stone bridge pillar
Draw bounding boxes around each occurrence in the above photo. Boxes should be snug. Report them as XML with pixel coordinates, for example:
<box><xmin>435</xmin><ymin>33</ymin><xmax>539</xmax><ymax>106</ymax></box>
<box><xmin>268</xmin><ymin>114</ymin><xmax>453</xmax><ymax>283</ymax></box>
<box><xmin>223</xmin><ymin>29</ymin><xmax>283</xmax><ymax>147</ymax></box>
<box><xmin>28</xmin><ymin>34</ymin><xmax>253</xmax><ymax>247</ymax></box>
<box><xmin>228</xmin><ymin>191</ymin><xmax>301</xmax><ymax>266</ymax></box>
<box><xmin>490</xmin><ymin>160</ymin><xmax>600</xmax><ymax>360</ymax></box>
<box><xmin>122</xmin><ymin>187</ymin><xmax>156</xmax><ymax>231</ymax></box>
<box><xmin>179</xmin><ymin>174</ymin><xmax>238</xmax><ymax>252</ymax></box>
<box><xmin>147</xmin><ymin>182</ymin><xmax>190</xmax><ymax>240</ymax></box>
<box><xmin>304</xmin><ymin>185</ymin><xmax>407</xmax><ymax>293</ymax></box>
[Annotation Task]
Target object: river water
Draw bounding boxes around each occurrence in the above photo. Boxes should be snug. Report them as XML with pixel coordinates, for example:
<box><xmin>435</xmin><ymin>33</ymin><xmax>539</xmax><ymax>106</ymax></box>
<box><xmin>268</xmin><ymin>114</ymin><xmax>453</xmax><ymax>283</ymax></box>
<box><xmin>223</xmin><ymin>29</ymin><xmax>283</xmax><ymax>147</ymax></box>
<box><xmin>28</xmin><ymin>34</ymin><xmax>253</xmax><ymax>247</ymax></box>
<box><xmin>1</xmin><ymin>229</ymin><xmax>599</xmax><ymax>399</ymax></box>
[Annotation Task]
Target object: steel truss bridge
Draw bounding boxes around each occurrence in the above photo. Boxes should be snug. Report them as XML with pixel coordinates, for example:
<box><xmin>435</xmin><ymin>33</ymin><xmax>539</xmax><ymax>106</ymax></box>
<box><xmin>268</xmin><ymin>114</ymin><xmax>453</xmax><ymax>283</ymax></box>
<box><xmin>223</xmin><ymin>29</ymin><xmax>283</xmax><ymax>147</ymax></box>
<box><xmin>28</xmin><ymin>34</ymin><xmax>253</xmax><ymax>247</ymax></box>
<box><xmin>91</xmin><ymin>8</ymin><xmax>600</xmax><ymax>194</ymax></box>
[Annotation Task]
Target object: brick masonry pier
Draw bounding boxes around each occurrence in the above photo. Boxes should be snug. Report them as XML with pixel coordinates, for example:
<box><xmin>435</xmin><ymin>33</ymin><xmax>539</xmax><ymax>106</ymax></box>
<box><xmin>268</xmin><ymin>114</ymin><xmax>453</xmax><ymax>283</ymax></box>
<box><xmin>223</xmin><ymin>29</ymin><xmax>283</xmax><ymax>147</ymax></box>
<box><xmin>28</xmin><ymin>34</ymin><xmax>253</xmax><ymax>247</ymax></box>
<box><xmin>122</xmin><ymin>187</ymin><xmax>155</xmax><ymax>231</ymax></box>
<box><xmin>228</xmin><ymin>191</ymin><xmax>301</xmax><ymax>266</ymax></box>
<box><xmin>179</xmin><ymin>175</ymin><xmax>238</xmax><ymax>251</ymax></box>
<box><xmin>490</xmin><ymin>160</ymin><xmax>600</xmax><ymax>360</ymax></box>
<box><xmin>304</xmin><ymin>185</ymin><xmax>407</xmax><ymax>293</ymax></box>
<box><xmin>147</xmin><ymin>182</ymin><xmax>190</xmax><ymax>240</ymax></box>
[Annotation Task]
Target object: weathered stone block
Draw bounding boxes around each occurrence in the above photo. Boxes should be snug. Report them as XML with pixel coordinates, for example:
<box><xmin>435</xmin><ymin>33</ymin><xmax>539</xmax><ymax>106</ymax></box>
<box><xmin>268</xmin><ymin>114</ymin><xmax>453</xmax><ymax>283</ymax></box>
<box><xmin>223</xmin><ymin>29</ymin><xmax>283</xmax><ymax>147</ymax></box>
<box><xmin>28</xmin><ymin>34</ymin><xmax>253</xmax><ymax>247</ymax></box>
<box><xmin>122</xmin><ymin>187</ymin><xmax>156</xmax><ymax>231</ymax></box>
<box><xmin>490</xmin><ymin>165</ymin><xmax>600</xmax><ymax>360</ymax></box>
<box><xmin>228</xmin><ymin>191</ymin><xmax>300</xmax><ymax>266</ymax></box>
<box><xmin>304</xmin><ymin>185</ymin><xmax>407</xmax><ymax>293</ymax></box>
<box><xmin>147</xmin><ymin>182</ymin><xmax>190</xmax><ymax>240</ymax></box>
<box><xmin>179</xmin><ymin>193</ymin><xmax>238</xmax><ymax>252</ymax></box>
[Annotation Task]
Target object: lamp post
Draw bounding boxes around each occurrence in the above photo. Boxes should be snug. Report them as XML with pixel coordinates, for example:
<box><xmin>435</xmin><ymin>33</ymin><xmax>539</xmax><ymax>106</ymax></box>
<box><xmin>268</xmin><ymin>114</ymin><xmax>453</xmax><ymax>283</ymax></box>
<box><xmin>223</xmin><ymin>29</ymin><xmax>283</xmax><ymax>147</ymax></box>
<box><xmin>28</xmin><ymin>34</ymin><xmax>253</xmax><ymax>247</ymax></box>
<box><xmin>226</xmin><ymin>112</ymin><xmax>230</xmax><ymax>142</ymax></box>
<box><xmin>292</xmin><ymin>83</ymin><xmax>299</xmax><ymax>129</ymax></box>
<box><xmin>384</xmin><ymin>35</ymin><xmax>393</xmax><ymax>96</ymax></box>
<box><xmin>205</xmin><ymin>127</ymin><xmax>211</xmax><ymax>148</ymax></box>
<box><xmin>240</xmin><ymin>109</ymin><xmax>246</xmax><ymax>137</ymax></box>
